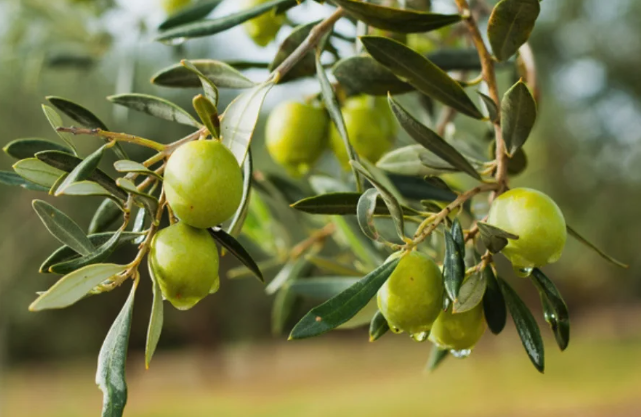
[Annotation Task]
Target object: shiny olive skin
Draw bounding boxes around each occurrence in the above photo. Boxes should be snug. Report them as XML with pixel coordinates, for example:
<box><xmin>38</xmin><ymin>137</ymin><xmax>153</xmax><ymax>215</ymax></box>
<box><xmin>164</xmin><ymin>140</ymin><xmax>243</xmax><ymax>229</ymax></box>
<box><xmin>265</xmin><ymin>101</ymin><xmax>329</xmax><ymax>177</ymax></box>
<box><xmin>161</xmin><ymin>0</ymin><xmax>192</xmax><ymax>15</ymax></box>
<box><xmin>240</xmin><ymin>0</ymin><xmax>284</xmax><ymax>47</ymax></box>
<box><xmin>377</xmin><ymin>251</ymin><xmax>444</xmax><ymax>336</ymax></box>
<box><xmin>429</xmin><ymin>303</ymin><xmax>486</xmax><ymax>351</ymax></box>
<box><xmin>330</xmin><ymin>95</ymin><xmax>397</xmax><ymax>169</ymax></box>
<box><xmin>149</xmin><ymin>222</ymin><xmax>220</xmax><ymax>311</ymax></box>
<box><xmin>487</xmin><ymin>188</ymin><xmax>567</xmax><ymax>271</ymax></box>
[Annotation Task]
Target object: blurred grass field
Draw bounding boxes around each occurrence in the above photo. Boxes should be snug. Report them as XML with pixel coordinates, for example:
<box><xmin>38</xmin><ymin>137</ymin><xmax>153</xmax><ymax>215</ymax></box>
<box><xmin>3</xmin><ymin>310</ymin><xmax>641</xmax><ymax>417</ymax></box>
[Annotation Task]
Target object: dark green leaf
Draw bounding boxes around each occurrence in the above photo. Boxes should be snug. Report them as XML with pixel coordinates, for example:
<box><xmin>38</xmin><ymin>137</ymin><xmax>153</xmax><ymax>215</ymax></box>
<box><xmin>3</xmin><ymin>138</ymin><xmax>71</xmax><ymax>160</ymax></box>
<box><xmin>226</xmin><ymin>150</ymin><xmax>253</xmax><ymax>237</ymax></box>
<box><xmin>427</xmin><ymin>49</ymin><xmax>482</xmax><ymax>71</ymax></box>
<box><xmin>36</xmin><ymin>151</ymin><xmax>128</xmax><ymax>200</ymax></box>
<box><xmin>12</xmin><ymin>158</ymin><xmax>64</xmax><ymax>188</ymax></box>
<box><xmin>478</xmin><ymin>221</ymin><xmax>519</xmax><ymax>254</ymax></box>
<box><xmin>488</xmin><ymin>0</ymin><xmax>540</xmax><ymax>62</ymax></box>
<box><xmin>55</xmin><ymin>145</ymin><xmax>106</xmax><ymax>196</ymax></box>
<box><xmin>270</xmin><ymin>21</ymin><xmax>319</xmax><ymax>82</ymax></box>
<box><xmin>357</xmin><ymin>188</ymin><xmax>381</xmax><ymax>241</ymax></box>
<box><xmin>90</xmin><ymin>199</ymin><xmax>124</xmax><ymax>234</ymax></box>
<box><xmin>32</xmin><ymin>200</ymin><xmax>95</xmax><ymax>256</ymax></box>
<box><xmin>362</xmin><ymin>36</ymin><xmax>483</xmax><ymax>119</ymax></box>
<box><xmin>388</xmin><ymin>95</ymin><xmax>481</xmax><ymax>180</ymax></box>
<box><xmin>443</xmin><ymin>229</ymin><xmax>465</xmax><ymax>301</ymax></box>
<box><xmin>531</xmin><ymin>268</ymin><xmax>570</xmax><ymax>351</ymax></box>
<box><xmin>477</xmin><ymin>92</ymin><xmax>499</xmax><ymax>122</ymax></box>
<box><xmin>132</xmin><ymin>208</ymin><xmax>147</xmax><ymax>245</ymax></box>
<box><xmin>451</xmin><ymin>218</ymin><xmax>465</xmax><ymax>251</ymax></box>
<box><xmin>156</xmin><ymin>0</ymin><xmax>297</xmax><ymax>41</ymax></box>
<box><xmin>333</xmin><ymin>55</ymin><xmax>413</xmax><ymax>96</ymax></box>
<box><xmin>498</xmin><ymin>277</ymin><xmax>544</xmax><ymax>373</ymax></box>
<box><xmin>193</xmin><ymin>94</ymin><xmax>220</xmax><ymax>138</ymax></box>
<box><xmin>482</xmin><ymin>267</ymin><xmax>506</xmax><ymax>335</ymax></box>
<box><xmin>453</xmin><ymin>270</ymin><xmax>486</xmax><ymax>313</ymax></box>
<box><xmin>333</xmin><ymin>0</ymin><xmax>461</xmax><ymax>33</ymax></box>
<box><xmin>48</xmin><ymin>229</ymin><xmax>123</xmax><ymax>275</ymax></box>
<box><xmin>151</xmin><ymin>59</ymin><xmax>255</xmax><ymax>89</ymax></box>
<box><xmin>42</xmin><ymin>105</ymin><xmax>79</xmax><ymax>155</ymax></box>
<box><xmin>288</xmin><ymin>277</ymin><xmax>361</xmax><ymax>299</ymax></box>
<box><xmin>96</xmin><ymin>280</ymin><xmax>137</xmax><ymax>417</ymax></box>
<box><xmin>291</xmin><ymin>192</ymin><xmax>418</xmax><ymax>216</ymax></box>
<box><xmin>426</xmin><ymin>345</ymin><xmax>449</xmax><ymax>372</ymax></box>
<box><xmin>145</xmin><ymin>260</ymin><xmax>164</xmax><ymax>369</ymax></box>
<box><xmin>501</xmin><ymin>80</ymin><xmax>537</xmax><ymax>155</ymax></box>
<box><xmin>208</xmin><ymin>227</ymin><xmax>263</xmax><ymax>283</ymax></box>
<box><xmin>108</xmin><ymin>94</ymin><xmax>199</xmax><ymax>127</ymax></box>
<box><xmin>289</xmin><ymin>258</ymin><xmax>400</xmax><ymax>340</ymax></box>
<box><xmin>29</xmin><ymin>264</ymin><xmax>128</xmax><ymax>311</ymax></box>
<box><xmin>388</xmin><ymin>173</ymin><xmax>457</xmax><ymax>202</ymax></box>
<box><xmin>0</xmin><ymin>170</ymin><xmax>49</xmax><ymax>191</ymax></box>
<box><xmin>427</xmin><ymin>176</ymin><xmax>454</xmax><ymax>194</ymax></box>
<box><xmin>369</xmin><ymin>310</ymin><xmax>389</xmax><ymax>342</ymax></box>
<box><xmin>566</xmin><ymin>225</ymin><xmax>628</xmax><ymax>268</ymax></box>
<box><xmin>158</xmin><ymin>0</ymin><xmax>224</xmax><ymax>30</ymax></box>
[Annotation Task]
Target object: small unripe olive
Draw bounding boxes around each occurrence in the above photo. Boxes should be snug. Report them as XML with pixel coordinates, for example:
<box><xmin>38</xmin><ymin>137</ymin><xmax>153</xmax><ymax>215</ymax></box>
<box><xmin>265</xmin><ymin>101</ymin><xmax>329</xmax><ymax>177</ymax></box>
<box><xmin>161</xmin><ymin>0</ymin><xmax>192</xmax><ymax>15</ymax></box>
<box><xmin>240</xmin><ymin>0</ymin><xmax>284</xmax><ymax>47</ymax></box>
<box><xmin>487</xmin><ymin>188</ymin><xmax>566</xmax><ymax>271</ymax></box>
<box><xmin>164</xmin><ymin>140</ymin><xmax>243</xmax><ymax>229</ymax></box>
<box><xmin>377</xmin><ymin>251</ymin><xmax>444</xmax><ymax>337</ymax></box>
<box><xmin>149</xmin><ymin>222</ymin><xmax>220</xmax><ymax>311</ymax></box>
<box><xmin>429</xmin><ymin>303</ymin><xmax>486</xmax><ymax>351</ymax></box>
<box><xmin>329</xmin><ymin>95</ymin><xmax>396</xmax><ymax>169</ymax></box>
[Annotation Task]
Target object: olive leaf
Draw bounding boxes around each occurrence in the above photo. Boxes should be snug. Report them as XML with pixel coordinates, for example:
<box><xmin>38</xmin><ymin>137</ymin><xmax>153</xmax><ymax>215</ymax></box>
<box><xmin>208</xmin><ymin>227</ymin><xmax>264</xmax><ymax>283</ymax></box>
<box><xmin>453</xmin><ymin>269</ymin><xmax>486</xmax><ymax>314</ymax></box>
<box><xmin>90</xmin><ymin>199</ymin><xmax>124</xmax><ymax>234</ymax></box>
<box><xmin>158</xmin><ymin>0</ymin><xmax>224</xmax><ymax>30</ymax></box>
<box><xmin>477</xmin><ymin>221</ymin><xmax>519</xmax><ymax>253</ymax></box>
<box><xmin>498</xmin><ymin>277</ymin><xmax>545</xmax><ymax>373</ymax></box>
<box><xmin>288</xmin><ymin>277</ymin><xmax>361</xmax><ymax>299</ymax></box>
<box><xmin>531</xmin><ymin>268</ymin><xmax>570</xmax><ymax>351</ymax></box>
<box><xmin>357</xmin><ymin>188</ymin><xmax>382</xmax><ymax>241</ymax></box>
<box><xmin>145</xmin><ymin>261</ymin><xmax>164</xmax><ymax>369</ymax></box>
<box><xmin>48</xmin><ymin>228</ymin><xmax>124</xmax><ymax>275</ymax></box>
<box><xmin>361</xmin><ymin>36</ymin><xmax>483</xmax><ymax>119</ymax></box>
<box><xmin>270</xmin><ymin>21</ymin><xmax>319</xmax><ymax>83</ymax></box>
<box><xmin>290</xmin><ymin>192</ymin><xmax>419</xmax><ymax>216</ymax></box>
<box><xmin>333</xmin><ymin>55</ymin><xmax>413</xmax><ymax>96</ymax></box>
<box><xmin>116</xmin><ymin>178</ymin><xmax>159</xmax><ymax>217</ymax></box>
<box><xmin>151</xmin><ymin>59</ymin><xmax>255</xmax><ymax>89</ymax></box>
<box><xmin>376</xmin><ymin>145</ymin><xmax>458</xmax><ymax>177</ymax></box>
<box><xmin>55</xmin><ymin>145</ymin><xmax>106</xmax><ymax>196</ymax></box>
<box><xmin>501</xmin><ymin>80</ymin><xmax>537</xmax><ymax>155</ymax></box>
<box><xmin>193</xmin><ymin>94</ymin><xmax>220</xmax><ymax>138</ymax></box>
<box><xmin>388</xmin><ymin>173</ymin><xmax>457</xmax><ymax>202</ymax></box>
<box><xmin>220</xmin><ymin>81</ymin><xmax>273</xmax><ymax>165</ymax></box>
<box><xmin>477</xmin><ymin>92</ymin><xmax>499</xmax><ymax>122</ymax></box>
<box><xmin>96</xmin><ymin>280</ymin><xmax>137</xmax><ymax>417</ymax></box>
<box><xmin>426</xmin><ymin>345</ymin><xmax>449</xmax><ymax>372</ymax></box>
<box><xmin>32</xmin><ymin>200</ymin><xmax>95</xmax><ymax>256</ymax></box>
<box><xmin>29</xmin><ymin>264</ymin><xmax>128</xmax><ymax>311</ymax></box>
<box><xmin>0</xmin><ymin>170</ymin><xmax>49</xmax><ymax>191</ymax></box>
<box><xmin>333</xmin><ymin>0</ymin><xmax>461</xmax><ymax>33</ymax></box>
<box><xmin>156</xmin><ymin>0</ymin><xmax>297</xmax><ymax>41</ymax></box>
<box><xmin>3</xmin><ymin>138</ymin><xmax>71</xmax><ymax>160</ymax></box>
<box><xmin>443</xmin><ymin>228</ymin><xmax>465</xmax><ymax>302</ymax></box>
<box><xmin>566</xmin><ymin>225</ymin><xmax>628</xmax><ymax>268</ymax></box>
<box><xmin>488</xmin><ymin>0</ymin><xmax>540</xmax><ymax>62</ymax></box>
<box><xmin>42</xmin><ymin>105</ymin><xmax>79</xmax><ymax>155</ymax></box>
<box><xmin>482</xmin><ymin>267</ymin><xmax>507</xmax><ymax>335</ymax></box>
<box><xmin>59</xmin><ymin>181</ymin><xmax>121</xmax><ymax>203</ymax></box>
<box><xmin>289</xmin><ymin>257</ymin><xmax>400</xmax><ymax>340</ymax></box>
<box><xmin>369</xmin><ymin>310</ymin><xmax>390</xmax><ymax>342</ymax></box>
<box><xmin>265</xmin><ymin>255</ymin><xmax>310</xmax><ymax>296</ymax></box>
<box><xmin>113</xmin><ymin>160</ymin><xmax>162</xmax><ymax>180</ymax></box>
<box><xmin>13</xmin><ymin>158</ymin><xmax>65</xmax><ymax>188</ymax></box>
<box><xmin>271</xmin><ymin>284</ymin><xmax>299</xmax><ymax>336</ymax></box>
<box><xmin>108</xmin><ymin>93</ymin><xmax>200</xmax><ymax>127</ymax></box>
<box><xmin>132</xmin><ymin>208</ymin><xmax>147</xmax><ymax>245</ymax></box>
<box><xmin>226</xmin><ymin>150</ymin><xmax>253</xmax><ymax>238</ymax></box>
<box><xmin>181</xmin><ymin>60</ymin><xmax>220</xmax><ymax>106</ymax></box>
<box><xmin>388</xmin><ymin>95</ymin><xmax>481</xmax><ymax>180</ymax></box>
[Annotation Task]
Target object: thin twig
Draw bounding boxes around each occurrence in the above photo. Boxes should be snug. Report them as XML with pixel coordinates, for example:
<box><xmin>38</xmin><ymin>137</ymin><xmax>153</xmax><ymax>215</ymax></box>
<box><xmin>57</xmin><ymin>127</ymin><xmax>167</xmax><ymax>152</ymax></box>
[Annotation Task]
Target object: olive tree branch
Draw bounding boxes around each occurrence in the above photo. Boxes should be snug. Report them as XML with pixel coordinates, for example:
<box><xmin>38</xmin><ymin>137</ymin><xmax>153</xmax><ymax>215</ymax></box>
<box><xmin>57</xmin><ymin>127</ymin><xmax>167</xmax><ymax>152</ymax></box>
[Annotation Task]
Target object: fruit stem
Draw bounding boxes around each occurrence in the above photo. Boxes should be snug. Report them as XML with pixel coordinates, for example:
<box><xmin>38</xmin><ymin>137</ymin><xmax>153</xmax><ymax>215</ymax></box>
<box><xmin>57</xmin><ymin>127</ymin><xmax>167</xmax><ymax>152</ymax></box>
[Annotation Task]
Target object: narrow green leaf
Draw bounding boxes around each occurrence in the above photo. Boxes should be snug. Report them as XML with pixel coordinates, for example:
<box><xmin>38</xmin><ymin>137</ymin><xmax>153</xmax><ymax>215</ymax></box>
<box><xmin>13</xmin><ymin>158</ymin><xmax>65</xmax><ymax>188</ymax></box>
<box><xmin>566</xmin><ymin>225</ymin><xmax>628</xmax><ymax>269</ymax></box>
<box><xmin>208</xmin><ymin>227</ymin><xmax>263</xmax><ymax>283</ymax></box>
<box><xmin>288</xmin><ymin>277</ymin><xmax>361</xmax><ymax>299</ymax></box>
<box><xmin>193</xmin><ymin>94</ymin><xmax>220</xmax><ymax>138</ymax></box>
<box><xmin>357</xmin><ymin>188</ymin><xmax>381</xmax><ymax>241</ymax></box>
<box><xmin>531</xmin><ymin>268</ymin><xmax>570</xmax><ymax>351</ymax></box>
<box><xmin>29</xmin><ymin>264</ymin><xmax>128</xmax><ymax>311</ymax></box>
<box><xmin>477</xmin><ymin>92</ymin><xmax>499</xmax><ymax>122</ymax></box>
<box><xmin>60</xmin><ymin>181</ymin><xmax>120</xmax><ymax>203</ymax></box>
<box><xmin>272</xmin><ymin>284</ymin><xmax>299</xmax><ymax>336</ymax></box>
<box><xmin>181</xmin><ymin>60</ymin><xmax>220</xmax><ymax>106</ymax></box>
<box><xmin>107</xmin><ymin>94</ymin><xmax>199</xmax><ymax>127</ymax></box>
<box><xmin>291</xmin><ymin>192</ymin><xmax>418</xmax><ymax>216</ymax></box>
<box><xmin>501</xmin><ymin>80</ymin><xmax>537</xmax><ymax>155</ymax></box>
<box><xmin>453</xmin><ymin>270</ymin><xmax>486</xmax><ymax>314</ymax></box>
<box><xmin>482</xmin><ymin>267</ymin><xmax>506</xmax><ymax>335</ymax></box>
<box><xmin>113</xmin><ymin>160</ymin><xmax>162</xmax><ymax>179</ymax></box>
<box><xmin>96</xmin><ymin>280</ymin><xmax>137</xmax><ymax>417</ymax></box>
<box><xmin>478</xmin><ymin>221</ymin><xmax>519</xmax><ymax>253</ymax></box>
<box><xmin>48</xmin><ymin>229</ymin><xmax>123</xmax><ymax>275</ymax></box>
<box><xmin>158</xmin><ymin>0</ymin><xmax>224</xmax><ymax>30</ymax></box>
<box><xmin>388</xmin><ymin>95</ymin><xmax>481</xmax><ymax>180</ymax></box>
<box><xmin>424</xmin><ymin>176</ymin><xmax>454</xmax><ymax>193</ymax></box>
<box><xmin>32</xmin><ymin>200</ymin><xmax>95</xmax><ymax>256</ymax></box>
<box><xmin>220</xmin><ymin>81</ymin><xmax>273</xmax><ymax>165</ymax></box>
<box><xmin>116</xmin><ymin>178</ymin><xmax>159</xmax><ymax>217</ymax></box>
<box><xmin>156</xmin><ymin>0</ymin><xmax>297</xmax><ymax>41</ymax></box>
<box><xmin>333</xmin><ymin>55</ymin><xmax>413</xmax><ymax>96</ymax></box>
<box><xmin>42</xmin><ymin>105</ymin><xmax>79</xmax><ymax>155</ymax></box>
<box><xmin>488</xmin><ymin>0</ymin><xmax>540</xmax><ymax>62</ymax></box>
<box><xmin>333</xmin><ymin>0</ymin><xmax>461</xmax><ymax>33</ymax></box>
<box><xmin>376</xmin><ymin>145</ymin><xmax>457</xmax><ymax>177</ymax></box>
<box><xmin>266</xmin><ymin>255</ymin><xmax>309</xmax><ymax>295</ymax></box>
<box><xmin>388</xmin><ymin>173</ymin><xmax>457</xmax><ymax>202</ymax></box>
<box><xmin>498</xmin><ymin>277</ymin><xmax>545</xmax><ymax>373</ymax></box>
<box><xmin>451</xmin><ymin>218</ymin><xmax>465</xmax><ymax>251</ymax></box>
<box><xmin>226</xmin><ymin>150</ymin><xmax>253</xmax><ymax>238</ymax></box>
<box><xmin>289</xmin><ymin>258</ymin><xmax>400</xmax><ymax>340</ymax></box>
<box><xmin>362</xmin><ymin>36</ymin><xmax>483</xmax><ymax>119</ymax></box>
<box><xmin>151</xmin><ymin>59</ymin><xmax>255</xmax><ymax>89</ymax></box>
<box><xmin>270</xmin><ymin>21</ymin><xmax>319</xmax><ymax>83</ymax></box>
<box><xmin>90</xmin><ymin>199</ymin><xmax>124</xmax><ymax>235</ymax></box>
<box><xmin>0</xmin><ymin>170</ymin><xmax>49</xmax><ymax>191</ymax></box>
<box><xmin>426</xmin><ymin>345</ymin><xmax>449</xmax><ymax>372</ymax></box>
<box><xmin>132</xmin><ymin>208</ymin><xmax>147</xmax><ymax>245</ymax></box>
<box><xmin>369</xmin><ymin>310</ymin><xmax>389</xmax><ymax>342</ymax></box>
<box><xmin>3</xmin><ymin>138</ymin><xmax>71</xmax><ymax>160</ymax></box>
<box><xmin>145</xmin><ymin>260</ymin><xmax>164</xmax><ymax>369</ymax></box>
<box><xmin>55</xmin><ymin>145</ymin><xmax>106</xmax><ymax>196</ymax></box>
<box><xmin>443</xmin><ymin>229</ymin><xmax>465</xmax><ymax>301</ymax></box>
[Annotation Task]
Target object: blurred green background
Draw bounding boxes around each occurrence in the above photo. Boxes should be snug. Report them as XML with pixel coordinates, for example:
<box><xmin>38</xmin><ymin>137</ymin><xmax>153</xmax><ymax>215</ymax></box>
<box><xmin>1</xmin><ymin>0</ymin><xmax>640</xmax><ymax>416</ymax></box>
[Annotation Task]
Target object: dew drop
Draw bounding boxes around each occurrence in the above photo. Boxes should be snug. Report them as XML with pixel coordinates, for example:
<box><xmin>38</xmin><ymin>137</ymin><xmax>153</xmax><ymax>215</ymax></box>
<box><xmin>450</xmin><ymin>348</ymin><xmax>472</xmax><ymax>358</ymax></box>
<box><xmin>513</xmin><ymin>266</ymin><xmax>533</xmax><ymax>277</ymax></box>
<box><xmin>390</xmin><ymin>326</ymin><xmax>402</xmax><ymax>334</ymax></box>
<box><xmin>410</xmin><ymin>331</ymin><xmax>429</xmax><ymax>342</ymax></box>
<box><xmin>160</xmin><ymin>37</ymin><xmax>187</xmax><ymax>46</ymax></box>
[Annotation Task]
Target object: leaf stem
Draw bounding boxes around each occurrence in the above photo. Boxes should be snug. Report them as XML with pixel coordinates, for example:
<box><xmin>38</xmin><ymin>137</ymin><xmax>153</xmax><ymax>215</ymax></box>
<box><xmin>57</xmin><ymin>127</ymin><xmax>167</xmax><ymax>152</ymax></box>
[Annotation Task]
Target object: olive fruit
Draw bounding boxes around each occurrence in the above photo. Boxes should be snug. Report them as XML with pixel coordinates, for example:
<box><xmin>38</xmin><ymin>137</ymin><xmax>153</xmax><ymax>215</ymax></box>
<box><xmin>239</xmin><ymin>0</ymin><xmax>284</xmax><ymax>47</ymax></box>
<box><xmin>377</xmin><ymin>251</ymin><xmax>444</xmax><ymax>339</ymax></box>
<box><xmin>429</xmin><ymin>303</ymin><xmax>486</xmax><ymax>351</ymax></box>
<box><xmin>149</xmin><ymin>222</ymin><xmax>220</xmax><ymax>311</ymax></box>
<box><xmin>164</xmin><ymin>140</ymin><xmax>243</xmax><ymax>229</ymax></box>
<box><xmin>161</xmin><ymin>0</ymin><xmax>192</xmax><ymax>15</ymax></box>
<box><xmin>265</xmin><ymin>101</ymin><xmax>329</xmax><ymax>177</ymax></box>
<box><xmin>329</xmin><ymin>95</ymin><xmax>396</xmax><ymax>169</ymax></box>
<box><xmin>487</xmin><ymin>188</ymin><xmax>566</xmax><ymax>273</ymax></box>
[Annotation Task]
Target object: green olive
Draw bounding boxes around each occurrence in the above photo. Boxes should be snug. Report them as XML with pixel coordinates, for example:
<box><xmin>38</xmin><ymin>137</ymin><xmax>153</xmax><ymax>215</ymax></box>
<box><xmin>164</xmin><ymin>140</ymin><xmax>243</xmax><ymax>229</ymax></box>
<box><xmin>240</xmin><ymin>0</ymin><xmax>284</xmax><ymax>47</ymax></box>
<box><xmin>487</xmin><ymin>188</ymin><xmax>566</xmax><ymax>272</ymax></box>
<box><xmin>377</xmin><ymin>251</ymin><xmax>444</xmax><ymax>338</ymax></box>
<box><xmin>161</xmin><ymin>0</ymin><xmax>192</xmax><ymax>15</ymax></box>
<box><xmin>429</xmin><ymin>303</ymin><xmax>486</xmax><ymax>351</ymax></box>
<box><xmin>265</xmin><ymin>101</ymin><xmax>329</xmax><ymax>177</ymax></box>
<box><xmin>149</xmin><ymin>222</ymin><xmax>220</xmax><ymax>311</ymax></box>
<box><xmin>329</xmin><ymin>95</ymin><xmax>396</xmax><ymax>169</ymax></box>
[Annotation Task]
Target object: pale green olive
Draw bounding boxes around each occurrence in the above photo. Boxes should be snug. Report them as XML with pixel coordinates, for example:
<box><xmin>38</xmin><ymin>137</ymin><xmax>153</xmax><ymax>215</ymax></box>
<box><xmin>149</xmin><ymin>222</ymin><xmax>220</xmax><ymax>311</ymax></box>
<box><xmin>164</xmin><ymin>140</ymin><xmax>243</xmax><ymax>229</ymax></box>
<box><xmin>429</xmin><ymin>303</ymin><xmax>486</xmax><ymax>351</ymax></box>
<box><xmin>161</xmin><ymin>0</ymin><xmax>192</xmax><ymax>15</ymax></box>
<box><xmin>240</xmin><ymin>0</ymin><xmax>284</xmax><ymax>47</ymax></box>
